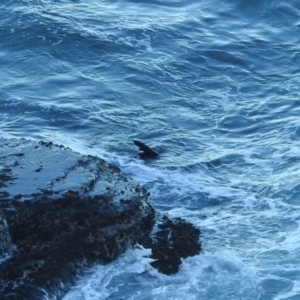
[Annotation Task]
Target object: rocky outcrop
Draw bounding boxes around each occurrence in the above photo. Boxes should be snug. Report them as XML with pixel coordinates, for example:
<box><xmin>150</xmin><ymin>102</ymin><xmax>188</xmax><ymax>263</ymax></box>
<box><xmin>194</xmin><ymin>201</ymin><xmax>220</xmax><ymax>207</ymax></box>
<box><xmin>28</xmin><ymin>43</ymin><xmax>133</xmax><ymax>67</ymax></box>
<box><xmin>0</xmin><ymin>138</ymin><xmax>155</xmax><ymax>299</ymax></box>
<box><xmin>141</xmin><ymin>216</ymin><xmax>201</xmax><ymax>275</ymax></box>
<box><xmin>0</xmin><ymin>138</ymin><xmax>201</xmax><ymax>300</ymax></box>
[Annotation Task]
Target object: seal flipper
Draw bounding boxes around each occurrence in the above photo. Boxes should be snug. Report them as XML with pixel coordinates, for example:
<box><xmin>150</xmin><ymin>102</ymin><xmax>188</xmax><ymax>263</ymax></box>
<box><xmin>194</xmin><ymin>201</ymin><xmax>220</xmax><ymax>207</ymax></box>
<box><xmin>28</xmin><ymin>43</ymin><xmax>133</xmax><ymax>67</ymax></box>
<box><xmin>133</xmin><ymin>140</ymin><xmax>158</xmax><ymax>158</ymax></box>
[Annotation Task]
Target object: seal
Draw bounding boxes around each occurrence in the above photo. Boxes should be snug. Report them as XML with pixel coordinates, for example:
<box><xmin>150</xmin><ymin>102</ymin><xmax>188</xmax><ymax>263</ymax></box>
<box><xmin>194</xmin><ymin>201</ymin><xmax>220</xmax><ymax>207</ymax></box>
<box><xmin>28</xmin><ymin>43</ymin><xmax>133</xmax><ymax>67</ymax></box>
<box><xmin>133</xmin><ymin>140</ymin><xmax>158</xmax><ymax>159</ymax></box>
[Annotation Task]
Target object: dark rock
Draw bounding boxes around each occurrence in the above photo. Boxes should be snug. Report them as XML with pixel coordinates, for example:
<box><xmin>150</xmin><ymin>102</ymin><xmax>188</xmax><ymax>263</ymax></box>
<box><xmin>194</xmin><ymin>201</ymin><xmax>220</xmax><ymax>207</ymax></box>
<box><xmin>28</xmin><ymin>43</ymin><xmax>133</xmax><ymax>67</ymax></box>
<box><xmin>1</xmin><ymin>191</ymin><xmax>155</xmax><ymax>299</ymax></box>
<box><xmin>141</xmin><ymin>216</ymin><xmax>201</xmax><ymax>275</ymax></box>
<box><xmin>0</xmin><ymin>138</ymin><xmax>155</xmax><ymax>299</ymax></box>
<box><xmin>0</xmin><ymin>216</ymin><xmax>12</xmax><ymax>259</ymax></box>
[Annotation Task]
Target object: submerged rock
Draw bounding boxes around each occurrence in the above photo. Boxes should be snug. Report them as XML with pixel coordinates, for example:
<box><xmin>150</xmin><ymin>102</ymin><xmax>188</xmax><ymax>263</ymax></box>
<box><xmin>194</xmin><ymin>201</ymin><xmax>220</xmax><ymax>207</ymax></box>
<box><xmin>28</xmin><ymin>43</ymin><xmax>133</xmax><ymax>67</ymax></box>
<box><xmin>0</xmin><ymin>138</ymin><xmax>155</xmax><ymax>299</ymax></box>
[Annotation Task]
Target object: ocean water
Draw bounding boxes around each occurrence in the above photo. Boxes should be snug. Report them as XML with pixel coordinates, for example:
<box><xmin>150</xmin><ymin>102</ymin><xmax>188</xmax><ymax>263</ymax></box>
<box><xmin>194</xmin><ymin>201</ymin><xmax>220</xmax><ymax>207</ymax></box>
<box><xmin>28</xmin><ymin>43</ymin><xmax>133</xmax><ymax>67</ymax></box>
<box><xmin>1</xmin><ymin>0</ymin><xmax>300</xmax><ymax>299</ymax></box>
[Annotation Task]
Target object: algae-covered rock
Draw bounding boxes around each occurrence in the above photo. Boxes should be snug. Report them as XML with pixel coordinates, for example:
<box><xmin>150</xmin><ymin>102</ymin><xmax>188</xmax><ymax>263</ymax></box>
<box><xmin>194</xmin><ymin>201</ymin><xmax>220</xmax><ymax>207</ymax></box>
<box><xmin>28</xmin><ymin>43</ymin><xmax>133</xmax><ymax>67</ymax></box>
<box><xmin>0</xmin><ymin>138</ymin><xmax>155</xmax><ymax>299</ymax></box>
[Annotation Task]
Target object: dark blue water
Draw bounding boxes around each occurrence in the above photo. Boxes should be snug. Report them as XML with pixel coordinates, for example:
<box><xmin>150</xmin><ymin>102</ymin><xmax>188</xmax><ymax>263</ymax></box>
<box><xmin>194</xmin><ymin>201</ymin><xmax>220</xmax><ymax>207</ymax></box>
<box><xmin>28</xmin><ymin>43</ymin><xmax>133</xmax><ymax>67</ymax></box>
<box><xmin>1</xmin><ymin>0</ymin><xmax>300</xmax><ymax>299</ymax></box>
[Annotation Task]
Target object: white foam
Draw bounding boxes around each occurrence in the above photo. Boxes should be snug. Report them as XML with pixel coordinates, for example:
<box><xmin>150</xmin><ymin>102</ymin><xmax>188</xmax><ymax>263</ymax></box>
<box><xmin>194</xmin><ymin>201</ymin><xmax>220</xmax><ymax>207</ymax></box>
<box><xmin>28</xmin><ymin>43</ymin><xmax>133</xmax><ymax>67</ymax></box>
<box><xmin>62</xmin><ymin>248</ymin><xmax>261</xmax><ymax>300</ymax></box>
<box><xmin>62</xmin><ymin>246</ymin><xmax>154</xmax><ymax>300</ymax></box>
<box><xmin>0</xmin><ymin>129</ymin><xmax>14</xmax><ymax>139</ymax></box>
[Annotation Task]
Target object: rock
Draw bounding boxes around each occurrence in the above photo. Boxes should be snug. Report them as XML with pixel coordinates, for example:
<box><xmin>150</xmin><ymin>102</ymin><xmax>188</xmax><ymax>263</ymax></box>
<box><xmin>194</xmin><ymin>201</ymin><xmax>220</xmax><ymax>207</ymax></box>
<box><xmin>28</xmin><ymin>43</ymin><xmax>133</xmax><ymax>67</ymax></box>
<box><xmin>141</xmin><ymin>216</ymin><xmax>201</xmax><ymax>275</ymax></box>
<box><xmin>0</xmin><ymin>138</ymin><xmax>155</xmax><ymax>299</ymax></box>
<box><xmin>0</xmin><ymin>216</ymin><xmax>12</xmax><ymax>260</ymax></box>
<box><xmin>0</xmin><ymin>138</ymin><xmax>201</xmax><ymax>299</ymax></box>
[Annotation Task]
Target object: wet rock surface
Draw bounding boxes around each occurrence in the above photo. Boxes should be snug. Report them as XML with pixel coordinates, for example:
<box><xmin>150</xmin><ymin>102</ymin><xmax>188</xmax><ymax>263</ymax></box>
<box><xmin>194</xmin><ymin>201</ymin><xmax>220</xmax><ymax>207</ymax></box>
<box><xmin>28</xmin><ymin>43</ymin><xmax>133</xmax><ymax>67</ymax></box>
<box><xmin>141</xmin><ymin>216</ymin><xmax>201</xmax><ymax>275</ymax></box>
<box><xmin>0</xmin><ymin>216</ymin><xmax>12</xmax><ymax>259</ymax></box>
<box><xmin>0</xmin><ymin>138</ymin><xmax>155</xmax><ymax>299</ymax></box>
<box><xmin>0</xmin><ymin>138</ymin><xmax>201</xmax><ymax>299</ymax></box>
